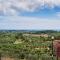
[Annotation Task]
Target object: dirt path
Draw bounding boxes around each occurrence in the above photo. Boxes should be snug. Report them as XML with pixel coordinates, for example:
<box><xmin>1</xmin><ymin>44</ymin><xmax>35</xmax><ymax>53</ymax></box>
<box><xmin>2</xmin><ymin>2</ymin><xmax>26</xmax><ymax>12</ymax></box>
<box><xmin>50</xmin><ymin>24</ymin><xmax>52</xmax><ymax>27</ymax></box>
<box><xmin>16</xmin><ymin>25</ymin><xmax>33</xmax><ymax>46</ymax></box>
<box><xmin>1</xmin><ymin>57</ymin><xmax>15</xmax><ymax>60</ymax></box>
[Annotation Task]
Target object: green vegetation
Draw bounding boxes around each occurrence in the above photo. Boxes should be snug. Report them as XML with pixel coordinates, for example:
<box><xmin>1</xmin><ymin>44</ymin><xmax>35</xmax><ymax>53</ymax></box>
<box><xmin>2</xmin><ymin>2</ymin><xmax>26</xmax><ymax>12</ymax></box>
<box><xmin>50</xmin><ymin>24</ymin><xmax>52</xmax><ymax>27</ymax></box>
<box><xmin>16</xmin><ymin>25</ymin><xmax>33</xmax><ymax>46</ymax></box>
<box><xmin>0</xmin><ymin>30</ymin><xmax>60</xmax><ymax>60</ymax></box>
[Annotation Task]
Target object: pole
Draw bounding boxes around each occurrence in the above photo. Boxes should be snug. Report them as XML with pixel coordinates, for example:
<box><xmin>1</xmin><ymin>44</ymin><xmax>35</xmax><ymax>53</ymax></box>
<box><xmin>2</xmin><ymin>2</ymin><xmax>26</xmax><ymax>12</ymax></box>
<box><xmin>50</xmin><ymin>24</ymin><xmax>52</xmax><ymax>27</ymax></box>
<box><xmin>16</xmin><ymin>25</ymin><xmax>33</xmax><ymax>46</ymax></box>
<box><xmin>0</xmin><ymin>53</ymin><xmax>1</xmax><ymax>60</ymax></box>
<box><xmin>51</xmin><ymin>36</ymin><xmax>54</xmax><ymax>60</ymax></box>
<box><xmin>56</xmin><ymin>56</ymin><xmax>58</xmax><ymax>60</ymax></box>
<box><xmin>52</xmin><ymin>38</ymin><xmax>53</xmax><ymax>60</ymax></box>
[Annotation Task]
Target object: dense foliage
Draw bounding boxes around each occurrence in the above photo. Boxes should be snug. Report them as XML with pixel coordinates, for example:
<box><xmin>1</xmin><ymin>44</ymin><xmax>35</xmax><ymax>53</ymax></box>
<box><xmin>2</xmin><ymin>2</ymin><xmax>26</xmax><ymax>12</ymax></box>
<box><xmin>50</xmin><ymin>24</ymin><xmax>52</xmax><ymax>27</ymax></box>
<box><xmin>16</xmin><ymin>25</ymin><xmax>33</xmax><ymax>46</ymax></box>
<box><xmin>0</xmin><ymin>30</ymin><xmax>60</xmax><ymax>60</ymax></box>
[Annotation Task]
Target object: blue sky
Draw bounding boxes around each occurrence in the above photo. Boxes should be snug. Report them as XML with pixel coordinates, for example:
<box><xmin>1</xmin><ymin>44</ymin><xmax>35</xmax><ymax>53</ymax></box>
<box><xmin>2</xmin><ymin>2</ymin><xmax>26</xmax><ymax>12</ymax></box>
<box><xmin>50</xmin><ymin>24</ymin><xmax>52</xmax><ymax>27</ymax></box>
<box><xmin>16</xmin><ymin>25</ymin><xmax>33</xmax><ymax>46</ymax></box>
<box><xmin>0</xmin><ymin>0</ymin><xmax>60</xmax><ymax>30</ymax></box>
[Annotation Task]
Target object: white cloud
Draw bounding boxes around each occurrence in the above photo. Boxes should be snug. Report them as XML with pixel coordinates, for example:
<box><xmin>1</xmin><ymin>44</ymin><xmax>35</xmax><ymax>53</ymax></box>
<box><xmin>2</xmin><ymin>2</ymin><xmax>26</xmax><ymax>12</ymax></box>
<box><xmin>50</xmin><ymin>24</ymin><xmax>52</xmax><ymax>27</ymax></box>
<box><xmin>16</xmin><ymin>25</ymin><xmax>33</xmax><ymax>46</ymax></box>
<box><xmin>0</xmin><ymin>16</ymin><xmax>60</xmax><ymax>30</ymax></box>
<box><xmin>56</xmin><ymin>12</ymin><xmax>60</xmax><ymax>17</ymax></box>
<box><xmin>0</xmin><ymin>0</ymin><xmax>60</xmax><ymax>15</ymax></box>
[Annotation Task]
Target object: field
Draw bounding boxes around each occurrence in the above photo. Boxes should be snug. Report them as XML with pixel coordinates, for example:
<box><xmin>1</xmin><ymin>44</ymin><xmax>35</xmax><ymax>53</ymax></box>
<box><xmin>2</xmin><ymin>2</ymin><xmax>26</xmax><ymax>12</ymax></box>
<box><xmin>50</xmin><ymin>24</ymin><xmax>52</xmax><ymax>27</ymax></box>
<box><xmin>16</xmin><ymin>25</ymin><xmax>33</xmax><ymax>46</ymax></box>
<box><xmin>0</xmin><ymin>30</ymin><xmax>60</xmax><ymax>60</ymax></box>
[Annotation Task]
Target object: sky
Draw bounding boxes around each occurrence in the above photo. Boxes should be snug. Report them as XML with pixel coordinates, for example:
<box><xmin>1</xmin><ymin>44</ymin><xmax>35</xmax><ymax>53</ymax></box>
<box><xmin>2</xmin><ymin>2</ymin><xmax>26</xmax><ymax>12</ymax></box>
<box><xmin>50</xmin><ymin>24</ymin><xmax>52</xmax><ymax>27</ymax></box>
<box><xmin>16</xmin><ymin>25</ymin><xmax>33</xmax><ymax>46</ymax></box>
<box><xmin>0</xmin><ymin>0</ymin><xmax>60</xmax><ymax>30</ymax></box>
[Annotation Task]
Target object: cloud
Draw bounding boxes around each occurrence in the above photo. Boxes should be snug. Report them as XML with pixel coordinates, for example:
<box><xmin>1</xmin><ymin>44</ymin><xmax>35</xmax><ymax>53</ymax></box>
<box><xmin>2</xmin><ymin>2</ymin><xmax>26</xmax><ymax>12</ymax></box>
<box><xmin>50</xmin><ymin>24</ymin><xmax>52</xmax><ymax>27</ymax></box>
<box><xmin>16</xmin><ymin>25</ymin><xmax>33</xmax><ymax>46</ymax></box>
<box><xmin>0</xmin><ymin>0</ymin><xmax>60</xmax><ymax>15</ymax></box>
<box><xmin>56</xmin><ymin>12</ymin><xmax>60</xmax><ymax>17</ymax></box>
<box><xmin>0</xmin><ymin>16</ymin><xmax>60</xmax><ymax>30</ymax></box>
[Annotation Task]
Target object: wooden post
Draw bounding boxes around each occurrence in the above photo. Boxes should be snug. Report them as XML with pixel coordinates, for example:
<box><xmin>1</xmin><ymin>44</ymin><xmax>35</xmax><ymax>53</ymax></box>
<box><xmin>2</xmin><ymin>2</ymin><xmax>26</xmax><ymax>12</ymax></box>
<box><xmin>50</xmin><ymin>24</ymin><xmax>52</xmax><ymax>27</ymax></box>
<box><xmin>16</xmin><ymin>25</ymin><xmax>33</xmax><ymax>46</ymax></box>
<box><xmin>56</xmin><ymin>56</ymin><xmax>58</xmax><ymax>60</ymax></box>
<box><xmin>0</xmin><ymin>53</ymin><xmax>1</xmax><ymax>60</ymax></box>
